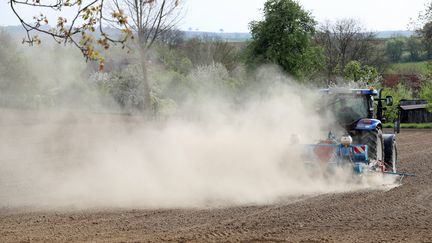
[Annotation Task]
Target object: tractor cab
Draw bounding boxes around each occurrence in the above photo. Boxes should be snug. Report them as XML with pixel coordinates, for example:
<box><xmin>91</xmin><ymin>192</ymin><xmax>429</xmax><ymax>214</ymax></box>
<box><xmin>319</xmin><ymin>88</ymin><xmax>395</xmax><ymax>131</ymax></box>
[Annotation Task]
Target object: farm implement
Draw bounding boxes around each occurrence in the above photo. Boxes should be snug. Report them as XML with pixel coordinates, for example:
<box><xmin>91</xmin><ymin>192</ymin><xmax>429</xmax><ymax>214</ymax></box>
<box><xmin>303</xmin><ymin>133</ymin><xmax>415</xmax><ymax>180</ymax></box>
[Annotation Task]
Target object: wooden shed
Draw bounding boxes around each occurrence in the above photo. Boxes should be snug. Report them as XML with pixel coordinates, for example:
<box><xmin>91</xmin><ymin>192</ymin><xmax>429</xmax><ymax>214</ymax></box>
<box><xmin>399</xmin><ymin>100</ymin><xmax>432</xmax><ymax>123</ymax></box>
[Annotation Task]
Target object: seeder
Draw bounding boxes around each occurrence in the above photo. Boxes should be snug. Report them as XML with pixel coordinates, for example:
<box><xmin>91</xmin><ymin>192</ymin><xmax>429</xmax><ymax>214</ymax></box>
<box><xmin>303</xmin><ymin>132</ymin><xmax>415</xmax><ymax>180</ymax></box>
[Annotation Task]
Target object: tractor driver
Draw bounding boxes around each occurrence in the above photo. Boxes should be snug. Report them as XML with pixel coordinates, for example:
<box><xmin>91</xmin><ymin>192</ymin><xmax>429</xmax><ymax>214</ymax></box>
<box><xmin>333</xmin><ymin>97</ymin><xmax>360</xmax><ymax>125</ymax></box>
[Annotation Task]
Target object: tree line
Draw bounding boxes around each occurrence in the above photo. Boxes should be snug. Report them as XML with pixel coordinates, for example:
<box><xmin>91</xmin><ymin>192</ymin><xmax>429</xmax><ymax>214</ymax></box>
<box><xmin>4</xmin><ymin>0</ymin><xmax>432</xmax><ymax>116</ymax></box>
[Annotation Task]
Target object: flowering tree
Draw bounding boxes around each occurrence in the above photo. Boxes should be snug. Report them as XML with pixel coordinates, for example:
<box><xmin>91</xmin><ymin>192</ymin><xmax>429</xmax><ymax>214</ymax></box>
<box><xmin>9</xmin><ymin>0</ymin><xmax>183</xmax><ymax>112</ymax></box>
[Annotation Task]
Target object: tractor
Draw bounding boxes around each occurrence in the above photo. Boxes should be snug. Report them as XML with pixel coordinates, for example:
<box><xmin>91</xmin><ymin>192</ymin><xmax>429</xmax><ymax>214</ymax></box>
<box><xmin>305</xmin><ymin>87</ymin><xmax>413</xmax><ymax>178</ymax></box>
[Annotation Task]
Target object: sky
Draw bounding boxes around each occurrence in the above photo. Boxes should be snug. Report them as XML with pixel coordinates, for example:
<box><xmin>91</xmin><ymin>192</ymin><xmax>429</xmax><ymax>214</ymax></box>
<box><xmin>0</xmin><ymin>0</ymin><xmax>430</xmax><ymax>32</ymax></box>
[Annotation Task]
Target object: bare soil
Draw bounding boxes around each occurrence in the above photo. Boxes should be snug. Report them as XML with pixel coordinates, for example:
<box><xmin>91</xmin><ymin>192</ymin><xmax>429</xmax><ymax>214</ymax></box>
<box><xmin>1</xmin><ymin>110</ymin><xmax>431</xmax><ymax>242</ymax></box>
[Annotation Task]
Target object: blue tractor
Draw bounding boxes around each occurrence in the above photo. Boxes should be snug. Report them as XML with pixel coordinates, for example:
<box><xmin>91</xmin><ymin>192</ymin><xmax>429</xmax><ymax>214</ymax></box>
<box><xmin>309</xmin><ymin>88</ymin><xmax>409</xmax><ymax>176</ymax></box>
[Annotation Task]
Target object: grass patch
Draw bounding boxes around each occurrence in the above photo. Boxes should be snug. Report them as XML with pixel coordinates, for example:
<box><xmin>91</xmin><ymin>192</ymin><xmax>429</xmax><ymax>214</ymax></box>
<box><xmin>383</xmin><ymin>123</ymin><xmax>432</xmax><ymax>129</ymax></box>
<box><xmin>385</xmin><ymin>61</ymin><xmax>430</xmax><ymax>75</ymax></box>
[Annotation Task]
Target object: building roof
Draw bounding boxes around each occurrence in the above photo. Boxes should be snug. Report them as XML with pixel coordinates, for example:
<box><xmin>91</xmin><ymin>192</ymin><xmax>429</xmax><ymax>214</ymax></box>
<box><xmin>400</xmin><ymin>104</ymin><xmax>428</xmax><ymax>110</ymax></box>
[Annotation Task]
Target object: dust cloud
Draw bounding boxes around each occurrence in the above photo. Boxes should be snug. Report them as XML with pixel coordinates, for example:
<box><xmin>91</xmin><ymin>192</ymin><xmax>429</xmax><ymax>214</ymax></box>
<box><xmin>0</xmin><ymin>45</ymin><xmax>396</xmax><ymax>208</ymax></box>
<box><xmin>0</xmin><ymin>81</ymin><xmax>397</xmax><ymax>209</ymax></box>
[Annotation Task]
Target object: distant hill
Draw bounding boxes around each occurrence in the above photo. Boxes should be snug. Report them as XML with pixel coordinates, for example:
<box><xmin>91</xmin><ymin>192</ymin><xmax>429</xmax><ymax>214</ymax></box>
<box><xmin>0</xmin><ymin>25</ymin><xmax>252</xmax><ymax>42</ymax></box>
<box><xmin>0</xmin><ymin>25</ymin><xmax>414</xmax><ymax>42</ymax></box>
<box><xmin>375</xmin><ymin>30</ymin><xmax>414</xmax><ymax>39</ymax></box>
<box><xmin>183</xmin><ymin>31</ymin><xmax>251</xmax><ymax>42</ymax></box>
<box><xmin>194</xmin><ymin>30</ymin><xmax>415</xmax><ymax>41</ymax></box>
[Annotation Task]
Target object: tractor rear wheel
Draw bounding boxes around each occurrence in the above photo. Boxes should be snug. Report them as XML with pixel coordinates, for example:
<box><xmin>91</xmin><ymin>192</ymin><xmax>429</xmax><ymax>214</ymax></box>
<box><xmin>384</xmin><ymin>137</ymin><xmax>397</xmax><ymax>173</ymax></box>
<box><xmin>359</xmin><ymin>128</ymin><xmax>384</xmax><ymax>162</ymax></box>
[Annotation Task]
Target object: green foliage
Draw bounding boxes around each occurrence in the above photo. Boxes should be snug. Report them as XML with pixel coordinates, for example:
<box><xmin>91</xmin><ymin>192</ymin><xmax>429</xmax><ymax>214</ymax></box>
<box><xmin>187</xmin><ymin>63</ymin><xmax>246</xmax><ymax>100</ymax></box>
<box><xmin>152</xmin><ymin>69</ymin><xmax>192</xmax><ymax>104</ymax></box>
<box><xmin>420</xmin><ymin>81</ymin><xmax>432</xmax><ymax>112</ymax></box>
<box><xmin>382</xmin><ymin>84</ymin><xmax>413</xmax><ymax>122</ymax></box>
<box><xmin>343</xmin><ymin>60</ymin><xmax>379</xmax><ymax>83</ymax></box>
<box><xmin>0</xmin><ymin>26</ymin><xmax>250</xmax><ymax>116</ymax></box>
<box><xmin>180</xmin><ymin>37</ymin><xmax>240</xmax><ymax>72</ymax></box>
<box><xmin>386</xmin><ymin>61</ymin><xmax>430</xmax><ymax>75</ymax></box>
<box><xmin>383</xmin><ymin>123</ymin><xmax>432</xmax><ymax>129</ymax></box>
<box><xmin>420</xmin><ymin>22</ymin><xmax>432</xmax><ymax>59</ymax></box>
<box><xmin>246</xmin><ymin>0</ymin><xmax>323</xmax><ymax>78</ymax></box>
<box><xmin>91</xmin><ymin>60</ymin><xmax>248</xmax><ymax>116</ymax></box>
<box><xmin>385</xmin><ymin>38</ymin><xmax>405</xmax><ymax>62</ymax></box>
<box><xmin>156</xmin><ymin>45</ymin><xmax>193</xmax><ymax>74</ymax></box>
<box><xmin>93</xmin><ymin>66</ymin><xmax>182</xmax><ymax>116</ymax></box>
<box><xmin>149</xmin><ymin>83</ymin><xmax>178</xmax><ymax>118</ymax></box>
<box><xmin>343</xmin><ymin>61</ymin><xmax>361</xmax><ymax>80</ymax></box>
<box><xmin>406</xmin><ymin>36</ymin><xmax>422</xmax><ymax>62</ymax></box>
<box><xmin>0</xmin><ymin>30</ymin><xmax>32</xmax><ymax>97</ymax></box>
<box><xmin>103</xmin><ymin>68</ymin><xmax>146</xmax><ymax>113</ymax></box>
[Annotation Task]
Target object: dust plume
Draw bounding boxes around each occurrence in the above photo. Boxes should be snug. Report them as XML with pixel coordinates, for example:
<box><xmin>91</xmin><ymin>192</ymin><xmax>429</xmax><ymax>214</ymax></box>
<box><xmin>0</xmin><ymin>73</ymin><xmax>397</xmax><ymax>209</ymax></box>
<box><xmin>0</xmin><ymin>35</ymin><xmax>397</xmax><ymax>208</ymax></box>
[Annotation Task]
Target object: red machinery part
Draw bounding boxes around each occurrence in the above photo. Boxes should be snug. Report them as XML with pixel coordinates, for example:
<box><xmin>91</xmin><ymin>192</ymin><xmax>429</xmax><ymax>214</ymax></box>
<box><xmin>314</xmin><ymin>140</ymin><xmax>336</xmax><ymax>162</ymax></box>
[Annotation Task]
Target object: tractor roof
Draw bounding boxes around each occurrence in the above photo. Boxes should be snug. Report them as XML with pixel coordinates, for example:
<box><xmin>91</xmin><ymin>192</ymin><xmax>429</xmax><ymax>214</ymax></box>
<box><xmin>320</xmin><ymin>88</ymin><xmax>378</xmax><ymax>96</ymax></box>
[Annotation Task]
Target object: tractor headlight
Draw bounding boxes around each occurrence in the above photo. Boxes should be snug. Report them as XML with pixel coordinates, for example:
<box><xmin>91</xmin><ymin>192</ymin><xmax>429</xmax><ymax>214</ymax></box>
<box><xmin>341</xmin><ymin>135</ymin><xmax>353</xmax><ymax>146</ymax></box>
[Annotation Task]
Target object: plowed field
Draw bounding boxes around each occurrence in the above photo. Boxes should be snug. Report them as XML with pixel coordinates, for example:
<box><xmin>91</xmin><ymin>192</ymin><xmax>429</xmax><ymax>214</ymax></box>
<box><xmin>0</xmin><ymin>110</ymin><xmax>431</xmax><ymax>242</ymax></box>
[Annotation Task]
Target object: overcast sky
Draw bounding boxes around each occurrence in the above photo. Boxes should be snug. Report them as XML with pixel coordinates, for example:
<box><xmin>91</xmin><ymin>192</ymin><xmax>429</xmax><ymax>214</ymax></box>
<box><xmin>0</xmin><ymin>0</ymin><xmax>430</xmax><ymax>32</ymax></box>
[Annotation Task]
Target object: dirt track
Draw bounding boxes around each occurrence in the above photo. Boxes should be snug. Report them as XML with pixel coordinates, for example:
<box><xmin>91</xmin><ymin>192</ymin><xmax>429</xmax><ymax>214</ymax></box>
<box><xmin>0</xmin><ymin>111</ymin><xmax>431</xmax><ymax>242</ymax></box>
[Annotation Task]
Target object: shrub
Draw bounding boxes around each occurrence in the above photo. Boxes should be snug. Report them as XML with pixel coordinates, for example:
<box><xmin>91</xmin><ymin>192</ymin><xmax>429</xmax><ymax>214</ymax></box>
<box><xmin>382</xmin><ymin>83</ymin><xmax>413</xmax><ymax>122</ymax></box>
<box><xmin>420</xmin><ymin>81</ymin><xmax>432</xmax><ymax>112</ymax></box>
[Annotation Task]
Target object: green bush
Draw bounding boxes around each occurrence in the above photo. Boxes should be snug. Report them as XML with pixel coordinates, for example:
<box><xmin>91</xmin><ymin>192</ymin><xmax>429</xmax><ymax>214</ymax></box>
<box><xmin>420</xmin><ymin>81</ymin><xmax>432</xmax><ymax>112</ymax></box>
<box><xmin>382</xmin><ymin>83</ymin><xmax>413</xmax><ymax>122</ymax></box>
<box><xmin>386</xmin><ymin>61</ymin><xmax>430</xmax><ymax>75</ymax></box>
<box><xmin>156</xmin><ymin>45</ymin><xmax>193</xmax><ymax>74</ymax></box>
<box><xmin>343</xmin><ymin>60</ymin><xmax>380</xmax><ymax>83</ymax></box>
<box><xmin>385</xmin><ymin>38</ymin><xmax>405</xmax><ymax>62</ymax></box>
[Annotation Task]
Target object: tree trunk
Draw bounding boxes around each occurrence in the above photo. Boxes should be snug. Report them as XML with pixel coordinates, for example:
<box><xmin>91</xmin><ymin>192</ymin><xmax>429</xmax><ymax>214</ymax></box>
<box><xmin>138</xmin><ymin>47</ymin><xmax>152</xmax><ymax>116</ymax></box>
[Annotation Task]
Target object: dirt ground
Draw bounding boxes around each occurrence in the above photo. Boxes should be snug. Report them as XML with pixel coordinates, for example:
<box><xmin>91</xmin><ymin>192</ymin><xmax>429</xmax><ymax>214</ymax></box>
<box><xmin>0</xmin><ymin>110</ymin><xmax>432</xmax><ymax>242</ymax></box>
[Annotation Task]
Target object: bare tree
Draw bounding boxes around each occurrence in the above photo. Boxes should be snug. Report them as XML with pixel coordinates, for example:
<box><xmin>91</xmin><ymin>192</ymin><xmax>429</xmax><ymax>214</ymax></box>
<box><xmin>412</xmin><ymin>2</ymin><xmax>432</xmax><ymax>59</ymax></box>
<box><xmin>315</xmin><ymin>20</ymin><xmax>339</xmax><ymax>82</ymax></box>
<box><xmin>158</xmin><ymin>28</ymin><xmax>185</xmax><ymax>49</ymax></box>
<box><xmin>9</xmin><ymin>0</ymin><xmax>130</xmax><ymax>63</ymax></box>
<box><xmin>315</xmin><ymin>19</ymin><xmax>376</xmax><ymax>83</ymax></box>
<box><xmin>109</xmin><ymin>0</ymin><xmax>183</xmax><ymax>111</ymax></box>
<box><xmin>9</xmin><ymin>0</ymin><xmax>183</xmax><ymax>113</ymax></box>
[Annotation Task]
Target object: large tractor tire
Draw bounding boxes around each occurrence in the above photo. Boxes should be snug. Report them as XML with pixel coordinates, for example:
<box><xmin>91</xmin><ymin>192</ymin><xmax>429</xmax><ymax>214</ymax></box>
<box><xmin>384</xmin><ymin>135</ymin><xmax>397</xmax><ymax>173</ymax></box>
<box><xmin>359</xmin><ymin>128</ymin><xmax>384</xmax><ymax>162</ymax></box>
